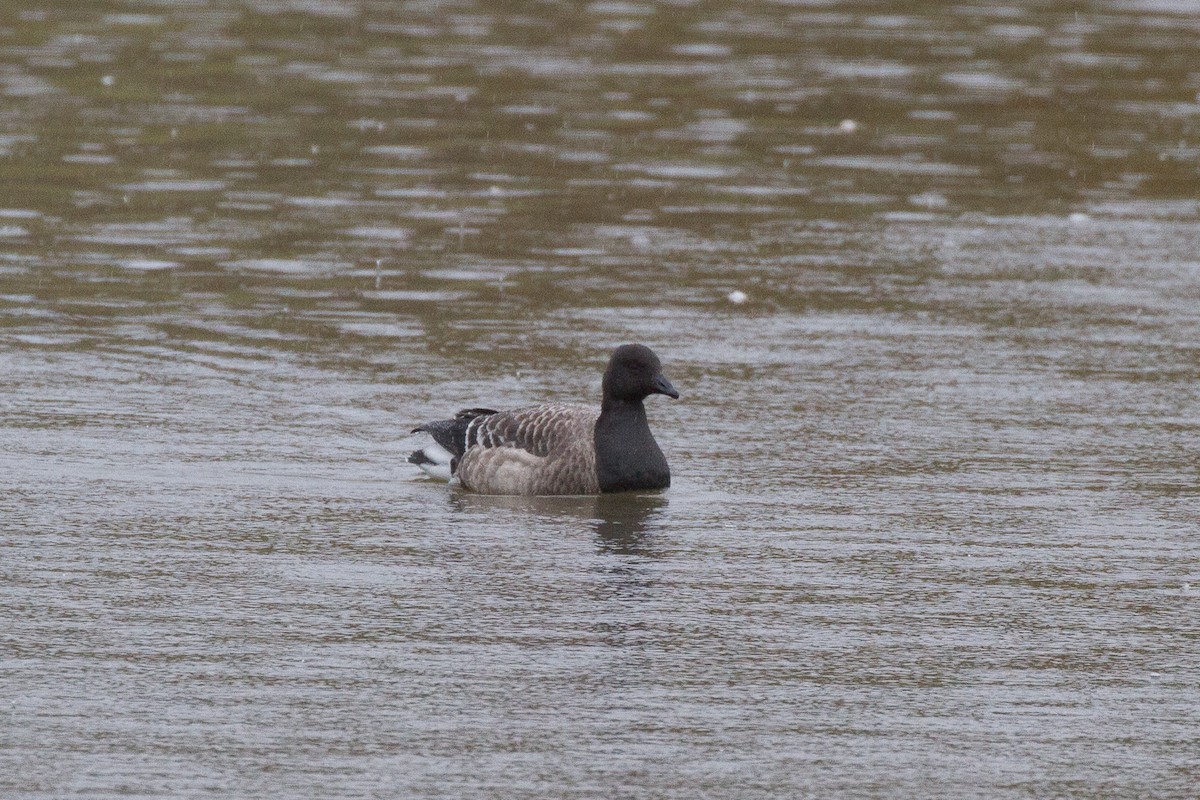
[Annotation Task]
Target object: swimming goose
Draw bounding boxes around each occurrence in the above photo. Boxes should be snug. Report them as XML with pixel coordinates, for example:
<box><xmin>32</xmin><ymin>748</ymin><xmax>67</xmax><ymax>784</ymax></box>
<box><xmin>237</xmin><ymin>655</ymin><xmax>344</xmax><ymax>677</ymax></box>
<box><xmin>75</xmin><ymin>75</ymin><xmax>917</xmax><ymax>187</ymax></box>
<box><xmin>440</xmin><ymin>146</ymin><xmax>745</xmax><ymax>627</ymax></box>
<box><xmin>409</xmin><ymin>343</ymin><xmax>679</xmax><ymax>495</ymax></box>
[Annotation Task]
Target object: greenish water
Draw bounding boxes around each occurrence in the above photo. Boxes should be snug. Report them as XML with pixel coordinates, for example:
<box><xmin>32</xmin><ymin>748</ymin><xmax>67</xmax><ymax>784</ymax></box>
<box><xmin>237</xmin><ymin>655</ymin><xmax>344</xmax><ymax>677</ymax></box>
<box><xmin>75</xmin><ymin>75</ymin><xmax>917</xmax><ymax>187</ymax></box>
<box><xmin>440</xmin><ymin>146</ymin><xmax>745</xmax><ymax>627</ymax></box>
<box><xmin>2</xmin><ymin>2</ymin><xmax>1198</xmax><ymax>798</ymax></box>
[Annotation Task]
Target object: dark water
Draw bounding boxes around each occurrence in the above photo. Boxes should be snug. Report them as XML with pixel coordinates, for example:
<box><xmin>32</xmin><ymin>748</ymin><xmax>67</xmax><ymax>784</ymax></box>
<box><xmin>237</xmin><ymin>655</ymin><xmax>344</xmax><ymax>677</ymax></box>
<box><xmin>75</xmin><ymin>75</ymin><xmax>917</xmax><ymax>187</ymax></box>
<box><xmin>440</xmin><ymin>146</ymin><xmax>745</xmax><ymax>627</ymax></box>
<box><xmin>2</xmin><ymin>2</ymin><xmax>1199</xmax><ymax>797</ymax></box>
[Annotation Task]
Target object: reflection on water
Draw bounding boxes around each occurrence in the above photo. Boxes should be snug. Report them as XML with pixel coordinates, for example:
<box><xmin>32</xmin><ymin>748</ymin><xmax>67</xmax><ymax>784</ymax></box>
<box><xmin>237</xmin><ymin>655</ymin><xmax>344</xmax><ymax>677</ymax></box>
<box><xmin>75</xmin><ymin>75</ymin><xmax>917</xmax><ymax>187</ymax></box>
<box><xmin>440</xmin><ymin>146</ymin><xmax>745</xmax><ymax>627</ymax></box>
<box><xmin>591</xmin><ymin>493</ymin><xmax>667</xmax><ymax>555</ymax></box>
<box><xmin>3</xmin><ymin>2</ymin><xmax>1199</xmax><ymax>799</ymax></box>
<box><xmin>444</xmin><ymin>489</ymin><xmax>668</xmax><ymax>556</ymax></box>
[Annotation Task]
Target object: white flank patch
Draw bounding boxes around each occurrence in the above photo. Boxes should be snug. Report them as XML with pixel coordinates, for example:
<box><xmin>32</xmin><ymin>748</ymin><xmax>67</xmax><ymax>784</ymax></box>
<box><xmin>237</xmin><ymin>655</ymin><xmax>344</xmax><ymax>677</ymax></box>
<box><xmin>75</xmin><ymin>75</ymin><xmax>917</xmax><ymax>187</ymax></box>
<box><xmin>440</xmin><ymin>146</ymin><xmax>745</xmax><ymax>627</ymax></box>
<box><xmin>416</xmin><ymin>443</ymin><xmax>454</xmax><ymax>481</ymax></box>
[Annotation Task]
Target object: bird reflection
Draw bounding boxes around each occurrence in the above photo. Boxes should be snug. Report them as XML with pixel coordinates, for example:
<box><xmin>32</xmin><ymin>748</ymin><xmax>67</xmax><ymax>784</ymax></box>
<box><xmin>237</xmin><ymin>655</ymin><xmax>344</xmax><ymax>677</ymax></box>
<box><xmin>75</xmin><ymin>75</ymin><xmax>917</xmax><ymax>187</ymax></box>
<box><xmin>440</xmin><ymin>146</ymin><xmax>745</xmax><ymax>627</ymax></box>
<box><xmin>591</xmin><ymin>492</ymin><xmax>667</xmax><ymax>555</ymax></box>
<box><xmin>442</xmin><ymin>490</ymin><xmax>667</xmax><ymax>555</ymax></box>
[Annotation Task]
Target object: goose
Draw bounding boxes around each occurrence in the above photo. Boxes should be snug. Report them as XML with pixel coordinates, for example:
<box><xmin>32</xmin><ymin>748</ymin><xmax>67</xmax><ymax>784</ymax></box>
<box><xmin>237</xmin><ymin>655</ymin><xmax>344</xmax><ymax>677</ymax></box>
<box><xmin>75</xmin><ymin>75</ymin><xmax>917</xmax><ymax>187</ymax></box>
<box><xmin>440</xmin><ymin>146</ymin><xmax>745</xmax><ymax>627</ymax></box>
<box><xmin>409</xmin><ymin>344</ymin><xmax>679</xmax><ymax>495</ymax></box>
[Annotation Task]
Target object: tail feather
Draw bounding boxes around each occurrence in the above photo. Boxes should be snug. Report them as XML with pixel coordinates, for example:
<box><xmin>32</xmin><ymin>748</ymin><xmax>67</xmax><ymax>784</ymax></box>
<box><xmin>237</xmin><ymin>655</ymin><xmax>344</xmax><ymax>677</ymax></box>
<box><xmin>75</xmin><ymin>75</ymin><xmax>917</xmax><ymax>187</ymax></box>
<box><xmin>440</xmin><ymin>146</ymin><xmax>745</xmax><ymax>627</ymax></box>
<box><xmin>408</xmin><ymin>442</ymin><xmax>456</xmax><ymax>481</ymax></box>
<box><xmin>409</xmin><ymin>407</ymin><xmax>499</xmax><ymax>481</ymax></box>
<box><xmin>411</xmin><ymin>407</ymin><xmax>499</xmax><ymax>458</ymax></box>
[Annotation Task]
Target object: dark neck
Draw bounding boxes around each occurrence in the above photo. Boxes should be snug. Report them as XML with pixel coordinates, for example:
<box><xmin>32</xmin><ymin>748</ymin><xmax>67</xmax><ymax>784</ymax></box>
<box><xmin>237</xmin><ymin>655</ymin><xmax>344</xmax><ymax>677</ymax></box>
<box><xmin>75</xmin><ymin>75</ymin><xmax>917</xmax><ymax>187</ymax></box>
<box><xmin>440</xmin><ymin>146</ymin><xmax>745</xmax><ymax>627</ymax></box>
<box><xmin>600</xmin><ymin>395</ymin><xmax>645</xmax><ymax>418</ymax></box>
<box><xmin>594</xmin><ymin>398</ymin><xmax>670</xmax><ymax>493</ymax></box>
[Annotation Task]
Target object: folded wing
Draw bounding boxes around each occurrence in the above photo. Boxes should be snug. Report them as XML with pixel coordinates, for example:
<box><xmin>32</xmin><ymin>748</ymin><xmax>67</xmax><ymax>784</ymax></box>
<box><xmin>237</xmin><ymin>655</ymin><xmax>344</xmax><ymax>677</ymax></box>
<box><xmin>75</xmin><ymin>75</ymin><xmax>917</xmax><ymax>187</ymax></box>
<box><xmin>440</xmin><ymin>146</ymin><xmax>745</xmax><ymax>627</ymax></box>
<box><xmin>455</xmin><ymin>404</ymin><xmax>600</xmax><ymax>495</ymax></box>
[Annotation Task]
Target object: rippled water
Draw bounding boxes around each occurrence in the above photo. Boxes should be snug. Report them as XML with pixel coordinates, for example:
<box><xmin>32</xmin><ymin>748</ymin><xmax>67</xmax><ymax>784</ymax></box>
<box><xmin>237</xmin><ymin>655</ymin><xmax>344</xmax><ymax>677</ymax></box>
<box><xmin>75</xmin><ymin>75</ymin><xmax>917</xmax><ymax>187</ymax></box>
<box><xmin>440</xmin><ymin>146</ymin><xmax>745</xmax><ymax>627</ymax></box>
<box><xmin>3</xmin><ymin>2</ymin><xmax>1199</xmax><ymax>797</ymax></box>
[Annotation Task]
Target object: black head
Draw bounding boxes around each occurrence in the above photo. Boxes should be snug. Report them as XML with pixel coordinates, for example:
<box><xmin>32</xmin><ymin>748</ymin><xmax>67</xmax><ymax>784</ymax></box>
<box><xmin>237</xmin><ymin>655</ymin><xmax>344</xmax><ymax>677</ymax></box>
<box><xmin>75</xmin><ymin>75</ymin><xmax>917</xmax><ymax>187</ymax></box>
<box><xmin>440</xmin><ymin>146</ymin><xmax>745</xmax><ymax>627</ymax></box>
<box><xmin>602</xmin><ymin>344</ymin><xmax>680</xmax><ymax>403</ymax></box>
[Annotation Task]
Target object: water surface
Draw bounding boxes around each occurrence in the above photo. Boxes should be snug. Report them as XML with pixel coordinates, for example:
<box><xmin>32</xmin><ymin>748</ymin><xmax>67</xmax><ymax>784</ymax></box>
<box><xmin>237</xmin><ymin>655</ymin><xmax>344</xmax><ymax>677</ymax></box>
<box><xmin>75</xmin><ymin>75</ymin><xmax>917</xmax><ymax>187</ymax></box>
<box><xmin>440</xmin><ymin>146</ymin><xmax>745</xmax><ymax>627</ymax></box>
<box><xmin>2</xmin><ymin>2</ymin><xmax>1199</xmax><ymax>797</ymax></box>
